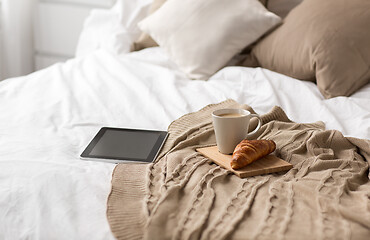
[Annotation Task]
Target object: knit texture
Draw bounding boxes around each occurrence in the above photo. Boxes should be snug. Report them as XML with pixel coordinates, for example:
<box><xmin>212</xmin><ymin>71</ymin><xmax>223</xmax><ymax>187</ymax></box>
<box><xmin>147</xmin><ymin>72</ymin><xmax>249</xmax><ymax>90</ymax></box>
<box><xmin>107</xmin><ymin>99</ymin><xmax>370</xmax><ymax>240</ymax></box>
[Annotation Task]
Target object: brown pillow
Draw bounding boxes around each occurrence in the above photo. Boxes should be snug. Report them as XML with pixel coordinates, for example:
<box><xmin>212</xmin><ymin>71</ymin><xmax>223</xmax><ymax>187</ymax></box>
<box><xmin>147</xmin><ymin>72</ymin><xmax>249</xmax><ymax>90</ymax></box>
<box><xmin>132</xmin><ymin>0</ymin><xmax>270</xmax><ymax>51</ymax></box>
<box><xmin>247</xmin><ymin>0</ymin><xmax>370</xmax><ymax>98</ymax></box>
<box><xmin>266</xmin><ymin>0</ymin><xmax>303</xmax><ymax>19</ymax></box>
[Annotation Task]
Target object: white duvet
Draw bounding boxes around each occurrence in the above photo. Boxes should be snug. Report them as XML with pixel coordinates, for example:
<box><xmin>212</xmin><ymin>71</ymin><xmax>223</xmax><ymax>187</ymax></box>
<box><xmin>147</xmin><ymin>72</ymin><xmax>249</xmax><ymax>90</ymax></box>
<box><xmin>1</xmin><ymin>1</ymin><xmax>370</xmax><ymax>239</ymax></box>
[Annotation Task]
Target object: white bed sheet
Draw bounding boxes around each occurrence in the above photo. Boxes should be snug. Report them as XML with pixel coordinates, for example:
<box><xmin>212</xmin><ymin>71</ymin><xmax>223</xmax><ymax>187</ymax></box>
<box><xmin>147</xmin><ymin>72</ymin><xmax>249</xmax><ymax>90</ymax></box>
<box><xmin>0</xmin><ymin>47</ymin><xmax>369</xmax><ymax>240</ymax></box>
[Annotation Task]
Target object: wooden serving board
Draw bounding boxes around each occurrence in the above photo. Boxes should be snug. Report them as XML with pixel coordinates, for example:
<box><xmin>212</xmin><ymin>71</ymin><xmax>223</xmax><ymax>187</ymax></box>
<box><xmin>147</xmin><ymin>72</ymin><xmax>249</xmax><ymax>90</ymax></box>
<box><xmin>197</xmin><ymin>146</ymin><xmax>293</xmax><ymax>178</ymax></box>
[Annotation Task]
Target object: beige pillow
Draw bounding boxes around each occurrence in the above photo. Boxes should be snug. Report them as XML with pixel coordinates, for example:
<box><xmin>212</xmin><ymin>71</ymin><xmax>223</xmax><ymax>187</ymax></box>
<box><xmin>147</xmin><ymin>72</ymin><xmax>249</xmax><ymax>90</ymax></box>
<box><xmin>132</xmin><ymin>0</ymin><xmax>167</xmax><ymax>51</ymax></box>
<box><xmin>132</xmin><ymin>0</ymin><xmax>270</xmax><ymax>51</ymax></box>
<box><xmin>249</xmin><ymin>0</ymin><xmax>370</xmax><ymax>98</ymax></box>
<box><xmin>266</xmin><ymin>0</ymin><xmax>303</xmax><ymax>19</ymax></box>
<box><xmin>138</xmin><ymin>0</ymin><xmax>281</xmax><ymax>79</ymax></box>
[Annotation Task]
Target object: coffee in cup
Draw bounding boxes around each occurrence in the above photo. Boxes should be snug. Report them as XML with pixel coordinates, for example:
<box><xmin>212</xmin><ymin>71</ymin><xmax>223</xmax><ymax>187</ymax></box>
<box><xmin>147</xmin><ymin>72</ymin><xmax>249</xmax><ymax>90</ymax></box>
<box><xmin>218</xmin><ymin>113</ymin><xmax>244</xmax><ymax>118</ymax></box>
<box><xmin>212</xmin><ymin>108</ymin><xmax>262</xmax><ymax>154</ymax></box>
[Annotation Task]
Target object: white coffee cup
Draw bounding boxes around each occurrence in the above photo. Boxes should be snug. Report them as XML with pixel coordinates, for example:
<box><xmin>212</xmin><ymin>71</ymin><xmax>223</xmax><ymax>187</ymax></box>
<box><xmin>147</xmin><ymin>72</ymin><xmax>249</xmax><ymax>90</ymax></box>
<box><xmin>212</xmin><ymin>108</ymin><xmax>262</xmax><ymax>154</ymax></box>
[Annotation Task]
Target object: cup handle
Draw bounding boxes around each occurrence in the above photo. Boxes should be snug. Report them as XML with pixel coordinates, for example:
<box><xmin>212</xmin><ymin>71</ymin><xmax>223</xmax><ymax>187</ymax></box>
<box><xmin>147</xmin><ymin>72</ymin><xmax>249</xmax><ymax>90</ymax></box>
<box><xmin>246</xmin><ymin>114</ymin><xmax>262</xmax><ymax>137</ymax></box>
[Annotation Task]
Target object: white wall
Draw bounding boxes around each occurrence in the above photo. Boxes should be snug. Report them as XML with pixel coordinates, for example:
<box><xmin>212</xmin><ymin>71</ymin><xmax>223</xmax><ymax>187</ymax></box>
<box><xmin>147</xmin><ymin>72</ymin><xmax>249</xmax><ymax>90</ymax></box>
<box><xmin>0</xmin><ymin>0</ymin><xmax>115</xmax><ymax>81</ymax></box>
<box><xmin>0</xmin><ymin>0</ymin><xmax>3</xmax><ymax>80</ymax></box>
<box><xmin>1</xmin><ymin>0</ymin><xmax>36</xmax><ymax>80</ymax></box>
<box><xmin>34</xmin><ymin>0</ymin><xmax>116</xmax><ymax>71</ymax></box>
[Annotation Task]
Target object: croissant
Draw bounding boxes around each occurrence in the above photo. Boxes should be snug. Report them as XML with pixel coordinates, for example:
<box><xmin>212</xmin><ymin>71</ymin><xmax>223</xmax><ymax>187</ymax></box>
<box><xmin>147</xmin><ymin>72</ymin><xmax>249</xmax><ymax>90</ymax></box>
<box><xmin>231</xmin><ymin>139</ymin><xmax>276</xmax><ymax>170</ymax></box>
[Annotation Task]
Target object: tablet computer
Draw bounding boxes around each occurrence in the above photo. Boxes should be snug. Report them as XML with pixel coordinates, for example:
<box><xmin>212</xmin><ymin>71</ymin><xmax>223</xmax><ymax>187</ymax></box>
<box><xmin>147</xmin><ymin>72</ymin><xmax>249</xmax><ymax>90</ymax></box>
<box><xmin>80</xmin><ymin>127</ymin><xmax>168</xmax><ymax>164</ymax></box>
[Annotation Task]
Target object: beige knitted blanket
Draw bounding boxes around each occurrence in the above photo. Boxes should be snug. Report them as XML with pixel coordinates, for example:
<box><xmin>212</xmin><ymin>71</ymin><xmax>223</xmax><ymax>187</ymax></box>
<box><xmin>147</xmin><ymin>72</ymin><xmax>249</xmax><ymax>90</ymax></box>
<box><xmin>107</xmin><ymin>99</ymin><xmax>370</xmax><ymax>240</ymax></box>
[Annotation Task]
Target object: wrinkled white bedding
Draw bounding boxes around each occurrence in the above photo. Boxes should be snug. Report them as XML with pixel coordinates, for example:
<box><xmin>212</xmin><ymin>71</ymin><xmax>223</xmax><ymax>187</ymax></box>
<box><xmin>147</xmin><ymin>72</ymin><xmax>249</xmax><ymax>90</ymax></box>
<box><xmin>1</xmin><ymin>0</ymin><xmax>370</xmax><ymax>239</ymax></box>
<box><xmin>1</xmin><ymin>47</ymin><xmax>369</xmax><ymax>240</ymax></box>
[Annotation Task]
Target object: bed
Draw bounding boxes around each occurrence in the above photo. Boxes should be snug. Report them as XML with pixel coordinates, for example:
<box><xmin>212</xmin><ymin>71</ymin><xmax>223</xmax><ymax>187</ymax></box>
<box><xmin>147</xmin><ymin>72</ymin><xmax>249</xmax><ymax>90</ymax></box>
<box><xmin>1</xmin><ymin>0</ymin><xmax>369</xmax><ymax>239</ymax></box>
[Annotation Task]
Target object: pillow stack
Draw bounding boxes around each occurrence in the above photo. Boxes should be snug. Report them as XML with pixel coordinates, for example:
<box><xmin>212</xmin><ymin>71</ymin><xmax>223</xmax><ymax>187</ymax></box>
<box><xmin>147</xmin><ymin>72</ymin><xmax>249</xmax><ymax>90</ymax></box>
<box><xmin>136</xmin><ymin>0</ymin><xmax>281</xmax><ymax>80</ymax></box>
<box><xmin>133</xmin><ymin>0</ymin><xmax>370</xmax><ymax>98</ymax></box>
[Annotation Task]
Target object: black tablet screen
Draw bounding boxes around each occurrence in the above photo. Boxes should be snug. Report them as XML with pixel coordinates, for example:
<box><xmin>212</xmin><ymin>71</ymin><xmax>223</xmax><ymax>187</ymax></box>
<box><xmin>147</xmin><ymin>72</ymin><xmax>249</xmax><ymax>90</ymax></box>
<box><xmin>81</xmin><ymin>127</ymin><xmax>168</xmax><ymax>163</ymax></box>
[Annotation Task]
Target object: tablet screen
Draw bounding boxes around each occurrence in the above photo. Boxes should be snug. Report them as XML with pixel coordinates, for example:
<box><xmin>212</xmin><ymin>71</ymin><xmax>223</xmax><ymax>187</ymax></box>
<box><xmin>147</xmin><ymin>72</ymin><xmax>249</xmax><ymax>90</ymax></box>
<box><xmin>80</xmin><ymin>127</ymin><xmax>168</xmax><ymax>163</ymax></box>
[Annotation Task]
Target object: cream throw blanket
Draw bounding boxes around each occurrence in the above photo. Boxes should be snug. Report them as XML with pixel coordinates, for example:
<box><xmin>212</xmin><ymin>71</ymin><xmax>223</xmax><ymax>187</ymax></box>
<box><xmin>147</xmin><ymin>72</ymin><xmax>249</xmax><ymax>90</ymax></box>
<box><xmin>107</xmin><ymin>99</ymin><xmax>370</xmax><ymax>240</ymax></box>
